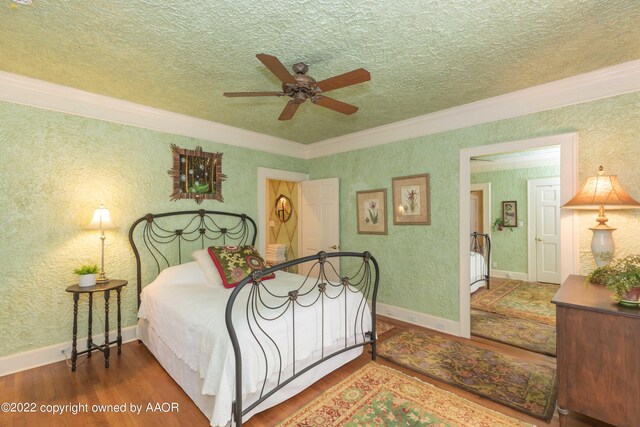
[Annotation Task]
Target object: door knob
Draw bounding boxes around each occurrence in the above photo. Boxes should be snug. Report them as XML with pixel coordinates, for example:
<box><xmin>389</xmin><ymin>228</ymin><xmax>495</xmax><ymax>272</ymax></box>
<box><xmin>329</xmin><ymin>245</ymin><xmax>338</xmax><ymax>250</ymax></box>
<box><xmin>535</xmin><ymin>237</ymin><xmax>543</xmax><ymax>242</ymax></box>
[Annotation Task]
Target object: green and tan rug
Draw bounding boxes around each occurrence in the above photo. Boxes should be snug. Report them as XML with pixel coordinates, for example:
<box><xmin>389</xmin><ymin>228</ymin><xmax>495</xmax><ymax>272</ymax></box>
<box><xmin>471</xmin><ymin>309</ymin><xmax>556</xmax><ymax>356</ymax></box>
<box><xmin>277</xmin><ymin>362</ymin><xmax>533</xmax><ymax>427</ymax></box>
<box><xmin>471</xmin><ymin>280</ymin><xmax>558</xmax><ymax>325</ymax></box>
<box><xmin>376</xmin><ymin>319</ymin><xmax>396</xmax><ymax>335</ymax></box>
<box><xmin>378</xmin><ymin>329</ymin><xmax>557</xmax><ymax>421</ymax></box>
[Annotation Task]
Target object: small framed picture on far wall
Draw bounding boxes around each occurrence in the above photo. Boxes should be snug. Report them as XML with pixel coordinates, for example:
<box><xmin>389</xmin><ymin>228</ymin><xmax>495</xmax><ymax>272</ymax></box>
<box><xmin>502</xmin><ymin>201</ymin><xmax>517</xmax><ymax>227</ymax></box>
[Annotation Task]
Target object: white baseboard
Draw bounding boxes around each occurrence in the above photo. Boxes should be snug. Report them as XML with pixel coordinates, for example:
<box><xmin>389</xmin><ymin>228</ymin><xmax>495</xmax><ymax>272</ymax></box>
<box><xmin>376</xmin><ymin>302</ymin><xmax>461</xmax><ymax>337</ymax></box>
<box><xmin>491</xmin><ymin>269</ymin><xmax>529</xmax><ymax>281</ymax></box>
<box><xmin>0</xmin><ymin>326</ymin><xmax>137</xmax><ymax>377</ymax></box>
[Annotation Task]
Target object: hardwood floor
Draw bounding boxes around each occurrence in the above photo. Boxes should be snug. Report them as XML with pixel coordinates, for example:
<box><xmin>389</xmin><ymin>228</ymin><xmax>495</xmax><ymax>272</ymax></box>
<box><xmin>0</xmin><ymin>317</ymin><xmax>613</xmax><ymax>427</ymax></box>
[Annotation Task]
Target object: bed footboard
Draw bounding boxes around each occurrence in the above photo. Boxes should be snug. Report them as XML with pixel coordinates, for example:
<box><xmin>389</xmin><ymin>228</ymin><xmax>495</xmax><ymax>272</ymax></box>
<box><xmin>226</xmin><ymin>251</ymin><xmax>379</xmax><ymax>426</ymax></box>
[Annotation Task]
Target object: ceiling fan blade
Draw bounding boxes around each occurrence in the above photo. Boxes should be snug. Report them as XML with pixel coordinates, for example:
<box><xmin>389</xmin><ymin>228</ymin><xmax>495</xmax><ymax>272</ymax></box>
<box><xmin>256</xmin><ymin>53</ymin><xmax>297</xmax><ymax>85</ymax></box>
<box><xmin>315</xmin><ymin>68</ymin><xmax>370</xmax><ymax>93</ymax></box>
<box><xmin>313</xmin><ymin>95</ymin><xmax>358</xmax><ymax>115</ymax></box>
<box><xmin>278</xmin><ymin>100</ymin><xmax>300</xmax><ymax>121</ymax></box>
<box><xmin>223</xmin><ymin>91</ymin><xmax>283</xmax><ymax>97</ymax></box>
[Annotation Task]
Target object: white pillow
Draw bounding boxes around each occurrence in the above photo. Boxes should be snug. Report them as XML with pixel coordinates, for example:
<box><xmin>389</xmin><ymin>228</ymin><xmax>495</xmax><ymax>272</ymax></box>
<box><xmin>192</xmin><ymin>249</ymin><xmax>224</xmax><ymax>287</ymax></box>
<box><xmin>149</xmin><ymin>262</ymin><xmax>206</xmax><ymax>288</ymax></box>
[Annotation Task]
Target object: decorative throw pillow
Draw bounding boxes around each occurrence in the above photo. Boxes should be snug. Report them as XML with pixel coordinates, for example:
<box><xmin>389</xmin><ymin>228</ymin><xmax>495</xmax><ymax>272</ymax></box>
<box><xmin>207</xmin><ymin>245</ymin><xmax>275</xmax><ymax>288</ymax></box>
<box><xmin>192</xmin><ymin>249</ymin><xmax>224</xmax><ymax>288</ymax></box>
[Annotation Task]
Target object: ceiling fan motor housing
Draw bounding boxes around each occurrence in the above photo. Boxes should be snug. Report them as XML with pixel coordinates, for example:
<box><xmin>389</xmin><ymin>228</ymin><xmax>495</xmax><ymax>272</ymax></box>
<box><xmin>282</xmin><ymin>63</ymin><xmax>321</xmax><ymax>103</ymax></box>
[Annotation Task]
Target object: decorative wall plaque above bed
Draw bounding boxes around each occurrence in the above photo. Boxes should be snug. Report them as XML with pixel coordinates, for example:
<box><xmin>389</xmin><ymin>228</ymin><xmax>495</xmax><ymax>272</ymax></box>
<box><xmin>168</xmin><ymin>144</ymin><xmax>226</xmax><ymax>204</ymax></box>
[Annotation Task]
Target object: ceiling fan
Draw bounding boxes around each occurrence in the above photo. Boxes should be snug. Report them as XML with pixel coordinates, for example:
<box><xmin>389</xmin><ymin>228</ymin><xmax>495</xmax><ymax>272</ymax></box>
<box><xmin>223</xmin><ymin>54</ymin><xmax>371</xmax><ymax>121</ymax></box>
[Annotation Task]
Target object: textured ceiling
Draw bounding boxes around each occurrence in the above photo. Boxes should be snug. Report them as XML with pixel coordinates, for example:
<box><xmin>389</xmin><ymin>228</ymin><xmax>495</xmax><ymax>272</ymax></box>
<box><xmin>1</xmin><ymin>1</ymin><xmax>639</xmax><ymax>144</ymax></box>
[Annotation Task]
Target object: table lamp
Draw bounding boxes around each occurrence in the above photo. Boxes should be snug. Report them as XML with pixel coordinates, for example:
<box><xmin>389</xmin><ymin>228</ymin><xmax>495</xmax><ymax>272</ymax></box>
<box><xmin>562</xmin><ymin>166</ymin><xmax>640</xmax><ymax>267</ymax></box>
<box><xmin>86</xmin><ymin>204</ymin><xmax>118</xmax><ymax>283</ymax></box>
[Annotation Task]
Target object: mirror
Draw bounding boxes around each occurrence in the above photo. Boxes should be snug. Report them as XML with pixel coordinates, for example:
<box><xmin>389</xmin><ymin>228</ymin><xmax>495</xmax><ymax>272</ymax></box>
<box><xmin>275</xmin><ymin>194</ymin><xmax>292</xmax><ymax>222</ymax></box>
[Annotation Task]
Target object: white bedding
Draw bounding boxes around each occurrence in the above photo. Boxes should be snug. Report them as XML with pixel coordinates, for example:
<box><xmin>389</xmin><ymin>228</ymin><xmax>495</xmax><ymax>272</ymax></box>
<box><xmin>470</xmin><ymin>251</ymin><xmax>488</xmax><ymax>293</ymax></box>
<box><xmin>137</xmin><ymin>262</ymin><xmax>371</xmax><ymax>426</ymax></box>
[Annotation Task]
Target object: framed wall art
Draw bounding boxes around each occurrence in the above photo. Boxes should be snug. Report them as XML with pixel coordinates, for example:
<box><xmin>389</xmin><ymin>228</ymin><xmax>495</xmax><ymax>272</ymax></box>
<box><xmin>501</xmin><ymin>200</ymin><xmax>517</xmax><ymax>227</ymax></box>
<box><xmin>356</xmin><ymin>189</ymin><xmax>388</xmax><ymax>235</ymax></box>
<box><xmin>168</xmin><ymin>144</ymin><xmax>226</xmax><ymax>204</ymax></box>
<box><xmin>392</xmin><ymin>173</ymin><xmax>430</xmax><ymax>225</ymax></box>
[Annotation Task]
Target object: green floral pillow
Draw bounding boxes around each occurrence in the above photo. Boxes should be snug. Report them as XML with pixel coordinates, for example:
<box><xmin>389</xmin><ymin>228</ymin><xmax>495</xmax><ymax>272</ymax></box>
<box><xmin>207</xmin><ymin>245</ymin><xmax>275</xmax><ymax>288</ymax></box>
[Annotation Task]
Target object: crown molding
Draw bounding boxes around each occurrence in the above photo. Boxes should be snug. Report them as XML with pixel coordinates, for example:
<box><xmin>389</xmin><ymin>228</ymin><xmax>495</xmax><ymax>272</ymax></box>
<box><xmin>304</xmin><ymin>59</ymin><xmax>640</xmax><ymax>159</ymax></box>
<box><xmin>2</xmin><ymin>59</ymin><xmax>640</xmax><ymax>161</ymax></box>
<box><xmin>0</xmin><ymin>71</ymin><xmax>305</xmax><ymax>158</ymax></box>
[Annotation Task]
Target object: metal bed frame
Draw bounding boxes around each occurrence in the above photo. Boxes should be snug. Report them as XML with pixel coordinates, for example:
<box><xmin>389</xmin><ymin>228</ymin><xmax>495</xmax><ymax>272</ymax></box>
<box><xmin>470</xmin><ymin>232</ymin><xmax>491</xmax><ymax>290</ymax></box>
<box><xmin>129</xmin><ymin>210</ymin><xmax>379</xmax><ymax>426</ymax></box>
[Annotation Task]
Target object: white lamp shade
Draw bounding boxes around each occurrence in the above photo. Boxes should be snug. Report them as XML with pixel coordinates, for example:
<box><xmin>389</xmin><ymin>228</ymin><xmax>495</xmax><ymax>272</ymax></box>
<box><xmin>86</xmin><ymin>205</ymin><xmax>118</xmax><ymax>230</ymax></box>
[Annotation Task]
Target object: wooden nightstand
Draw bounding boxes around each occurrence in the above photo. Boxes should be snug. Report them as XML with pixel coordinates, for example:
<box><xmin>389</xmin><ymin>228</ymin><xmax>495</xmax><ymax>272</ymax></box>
<box><xmin>65</xmin><ymin>280</ymin><xmax>127</xmax><ymax>371</ymax></box>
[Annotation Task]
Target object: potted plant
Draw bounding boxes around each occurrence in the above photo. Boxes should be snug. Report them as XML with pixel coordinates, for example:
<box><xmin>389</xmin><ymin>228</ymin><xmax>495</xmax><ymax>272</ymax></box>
<box><xmin>74</xmin><ymin>264</ymin><xmax>99</xmax><ymax>287</ymax></box>
<box><xmin>492</xmin><ymin>218</ymin><xmax>513</xmax><ymax>232</ymax></box>
<box><xmin>588</xmin><ymin>254</ymin><xmax>640</xmax><ymax>305</ymax></box>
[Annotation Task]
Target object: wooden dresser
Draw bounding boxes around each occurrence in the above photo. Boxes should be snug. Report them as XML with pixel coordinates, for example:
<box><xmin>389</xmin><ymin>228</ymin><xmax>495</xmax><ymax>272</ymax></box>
<box><xmin>552</xmin><ymin>275</ymin><xmax>640</xmax><ymax>427</ymax></box>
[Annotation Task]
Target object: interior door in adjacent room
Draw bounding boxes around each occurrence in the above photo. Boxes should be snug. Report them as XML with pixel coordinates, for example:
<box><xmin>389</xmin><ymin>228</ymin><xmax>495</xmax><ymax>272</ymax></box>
<box><xmin>530</xmin><ymin>178</ymin><xmax>561</xmax><ymax>284</ymax></box>
<box><xmin>300</xmin><ymin>178</ymin><xmax>340</xmax><ymax>278</ymax></box>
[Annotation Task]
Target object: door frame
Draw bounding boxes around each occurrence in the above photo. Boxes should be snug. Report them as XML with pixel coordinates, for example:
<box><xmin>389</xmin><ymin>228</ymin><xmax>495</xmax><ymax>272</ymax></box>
<box><xmin>458</xmin><ymin>133</ymin><xmax>579</xmax><ymax>338</ymax></box>
<box><xmin>470</xmin><ymin>182</ymin><xmax>491</xmax><ymax>235</ymax></box>
<box><xmin>527</xmin><ymin>177</ymin><xmax>561</xmax><ymax>282</ymax></box>
<box><xmin>257</xmin><ymin>167</ymin><xmax>309</xmax><ymax>259</ymax></box>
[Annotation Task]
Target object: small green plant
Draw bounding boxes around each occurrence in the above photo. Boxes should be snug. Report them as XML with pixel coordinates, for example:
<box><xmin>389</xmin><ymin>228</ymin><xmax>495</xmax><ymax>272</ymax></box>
<box><xmin>588</xmin><ymin>254</ymin><xmax>640</xmax><ymax>300</ymax></box>
<box><xmin>492</xmin><ymin>218</ymin><xmax>513</xmax><ymax>232</ymax></box>
<box><xmin>73</xmin><ymin>264</ymin><xmax>99</xmax><ymax>275</ymax></box>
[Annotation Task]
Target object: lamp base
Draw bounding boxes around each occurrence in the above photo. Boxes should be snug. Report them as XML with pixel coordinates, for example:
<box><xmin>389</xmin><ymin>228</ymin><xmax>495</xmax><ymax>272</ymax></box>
<box><xmin>590</xmin><ymin>225</ymin><xmax>615</xmax><ymax>267</ymax></box>
<box><xmin>96</xmin><ymin>271</ymin><xmax>110</xmax><ymax>284</ymax></box>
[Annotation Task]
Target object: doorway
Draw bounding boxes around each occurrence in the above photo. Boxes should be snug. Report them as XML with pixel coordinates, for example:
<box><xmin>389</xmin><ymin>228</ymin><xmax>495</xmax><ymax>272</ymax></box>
<box><xmin>470</xmin><ymin>183</ymin><xmax>491</xmax><ymax>237</ymax></box>
<box><xmin>458</xmin><ymin>133</ymin><xmax>578</xmax><ymax>338</ymax></box>
<box><xmin>257</xmin><ymin>168</ymin><xmax>308</xmax><ymax>260</ymax></box>
<box><xmin>257</xmin><ymin>168</ymin><xmax>340</xmax><ymax>278</ymax></box>
<box><xmin>266</xmin><ymin>178</ymin><xmax>300</xmax><ymax>272</ymax></box>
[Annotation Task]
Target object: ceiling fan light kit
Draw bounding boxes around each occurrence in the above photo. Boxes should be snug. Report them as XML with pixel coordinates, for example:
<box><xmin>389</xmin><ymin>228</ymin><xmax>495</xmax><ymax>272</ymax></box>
<box><xmin>224</xmin><ymin>54</ymin><xmax>370</xmax><ymax>121</ymax></box>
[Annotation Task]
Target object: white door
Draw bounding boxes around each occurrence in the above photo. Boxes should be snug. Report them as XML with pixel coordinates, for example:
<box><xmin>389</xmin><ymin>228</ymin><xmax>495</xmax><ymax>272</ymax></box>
<box><xmin>532</xmin><ymin>179</ymin><xmax>561</xmax><ymax>284</ymax></box>
<box><xmin>300</xmin><ymin>178</ymin><xmax>340</xmax><ymax>278</ymax></box>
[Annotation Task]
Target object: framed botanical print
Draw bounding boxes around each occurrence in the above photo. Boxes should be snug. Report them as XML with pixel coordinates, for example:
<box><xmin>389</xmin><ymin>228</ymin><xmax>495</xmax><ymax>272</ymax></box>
<box><xmin>356</xmin><ymin>189</ymin><xmax>388</xmax><ymax>235</ymax></box>
<box><xmin>392</xmin><ymin>174</ymin><xmax>430</xmax><ymax>225</ymax></box>
<box><xmin>168</xmin><ymin>144</ymin><xmax>226</xmax><ymax>204</ymax></box>
<box><xmin>502</xmin><ymin>200</ymin><xmax>517</xmax><ymax>227</ymax></box>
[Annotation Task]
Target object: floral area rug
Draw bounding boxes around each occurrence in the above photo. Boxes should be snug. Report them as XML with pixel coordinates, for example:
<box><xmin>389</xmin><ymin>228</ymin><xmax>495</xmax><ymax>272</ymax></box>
<box><xmin>277</xmin><ymin>362</ymin><xmax>533</xmax><ymax>427</ymax></box>
<box><xmin>471</xmin><ymin>280</ymin><xmax>558</xmax><ymax>325</ymax></box>
<box><xmin>471</xmin><ymin>309</ymin><xmax>556</xmax><ymax>356</ymax></box>
<box><xmin>376</xmin><ymin>319</ymin><xmax>396</xmax><ymax>336</ymax></box>
<box><xmin>377</xmin><ymin>329</ymin><xmax>557</xmax><ymax>421</ymax></box>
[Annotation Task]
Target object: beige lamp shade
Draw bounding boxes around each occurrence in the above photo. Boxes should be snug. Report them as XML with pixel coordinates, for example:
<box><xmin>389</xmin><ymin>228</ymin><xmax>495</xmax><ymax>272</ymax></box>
<box><xmin>562</xmin><ymin>166</ymin><xmax>639</xmax><ymax>267</ymax></box>
<box><xmin>86</xmin><ymin>205</ymin><xmax>118</xmax><ymax>230</ymax></box>
<box><xmin>563</xmin><ymin>167</ymin><xmax>640</xmax><ymax>210</ymax></box>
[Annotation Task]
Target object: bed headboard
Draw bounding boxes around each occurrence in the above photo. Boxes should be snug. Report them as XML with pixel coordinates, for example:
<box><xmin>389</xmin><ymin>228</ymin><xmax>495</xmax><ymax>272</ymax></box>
<box><xmin>128</xmin><ymin>209</ymin><xmax>257</xmax><ymax>306</ymax></box>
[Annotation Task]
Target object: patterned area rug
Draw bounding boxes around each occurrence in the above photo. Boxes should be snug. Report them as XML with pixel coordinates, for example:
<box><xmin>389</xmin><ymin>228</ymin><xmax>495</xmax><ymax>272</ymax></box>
<box><xmin>471</xmin><ymin>309</ymin><xmax>557</xmax><ymax>356</ymax></box>
<box><xmin>471</xmin><ymin>280</ymin><xmax>558</xmax><ymax>325</ymax></box>
<box><xmin>376</xmin><ymin>319</ymin><xmax>396</xmax><ymax>335</ymax></box>
<box><xmin>277</xmin><ymin>362</ymin><xmax>533</xmax><ymax>427</ymax></box>
<box><xmin>378</xmin><ymin>329</ymin><xmax>557</xmax><ymax>421</ymax></box>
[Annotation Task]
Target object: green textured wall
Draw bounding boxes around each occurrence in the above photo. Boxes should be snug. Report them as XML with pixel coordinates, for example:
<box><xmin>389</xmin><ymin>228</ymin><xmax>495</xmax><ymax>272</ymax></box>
<box><xmin>472</xmin><ymin>165</ymin><xmax>560</xmax><ymax>273</ymax></box>
<box><xmin>2</xmin><ymin>92</ymin><xmax>640</xmax><ymax>359</ymax></box>
<box><xmin>0</xmin><ymin>101</ymin><xmax>306</xmax><ymax>358</ymax></box>
<box><xmin>308</xmin><ymin>92</ymin><xmax>640</xmax><ymax>321</ymax></box>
